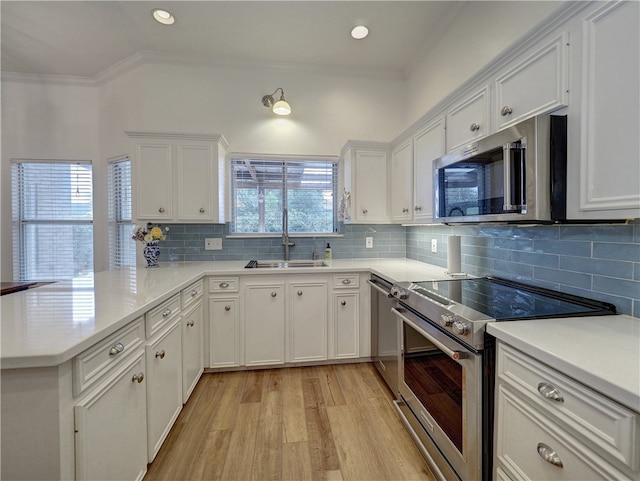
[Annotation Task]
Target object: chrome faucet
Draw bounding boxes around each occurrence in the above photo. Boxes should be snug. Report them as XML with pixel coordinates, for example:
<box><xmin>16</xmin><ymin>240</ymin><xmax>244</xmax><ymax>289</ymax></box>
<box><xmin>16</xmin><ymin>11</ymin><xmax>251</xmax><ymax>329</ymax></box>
<box><xmin>282</xmin><ymin>208</ymin><xmax>295</xmax><ymax>261</ymax></box>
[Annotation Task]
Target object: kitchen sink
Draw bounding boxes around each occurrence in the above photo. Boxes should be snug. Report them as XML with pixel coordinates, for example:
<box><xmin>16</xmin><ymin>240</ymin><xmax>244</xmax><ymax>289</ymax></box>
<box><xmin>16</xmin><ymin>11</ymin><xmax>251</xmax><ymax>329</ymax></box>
<box><xmin>245</xmin><ymin>260</ymin><xmax>328</xmax><ymax>269</ymax></box>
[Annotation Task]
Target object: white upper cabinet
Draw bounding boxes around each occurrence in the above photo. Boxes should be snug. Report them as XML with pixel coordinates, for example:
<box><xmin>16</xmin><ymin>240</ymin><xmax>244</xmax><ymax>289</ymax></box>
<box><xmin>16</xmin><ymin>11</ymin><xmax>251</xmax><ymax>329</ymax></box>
<box><xmin>390</xmin><ymin>139</ymin><xmax>414</xmax><ymax>223</ymax></box>
<box><xmin>129</xmin><ymin>132</ymin><xmax>229</xmax><ymax>223</ymax></box>
<box><xmin>413</xmin><ymin>117</ymin><xmax>445</xmax><ymax>223</ymax></box>
<box><xmin>494</xmin><ymin>33</ymin><xmax>569</xmax><ymax>130</ymax></box>
<box><xmin>446</xmin><ymin>87</ymin><xmax>490</xmax><ymax>153</ymax></box>
<box><xmin>569</xmin><ymin>0</ymin><xmax>640</xmax><ymax>219</ymax></box>
<box><xmin>340</xmin><ymin>141</ymin><xmax>390</xmax><ymax>224</ymax></box>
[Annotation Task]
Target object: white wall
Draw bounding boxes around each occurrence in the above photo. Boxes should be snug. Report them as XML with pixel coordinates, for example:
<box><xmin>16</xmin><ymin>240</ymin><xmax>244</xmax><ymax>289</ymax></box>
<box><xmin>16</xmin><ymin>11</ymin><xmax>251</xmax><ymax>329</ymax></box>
<box><xmin>1</xmin><ymin>79</ymin><xmax>101</xmax><ymax>279</ymax></box>
<box><xmin>405</xmin><ymin>1</ymin><xmax>561</xmax><ymax>126</ymax></box>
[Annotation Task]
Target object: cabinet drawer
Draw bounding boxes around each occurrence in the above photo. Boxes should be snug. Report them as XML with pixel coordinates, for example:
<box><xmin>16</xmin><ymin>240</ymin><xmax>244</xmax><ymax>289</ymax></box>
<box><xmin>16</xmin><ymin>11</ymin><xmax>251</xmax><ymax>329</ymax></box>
<box><xmin>73</xmin><ymin>317</ymin><xmax>145</xmax><ymax>396</ymax></box>
<box><xmin>498</xmin><ymin>343</ymin><xmax>639</xmax><ymax>471</ymax></box>
<box><xmin>333</xmin><ymin>274</ymin><xmax>359</xmax><ymax>289</ymax></box>
<box><xmin>496</xmin><ymin>385</ymin><xmax>631</xmax><ymax>481</ymax></box>
<box><xmin>146</xmin><ymin>294</ymin><xmax>181</xmax><ymax>338</ymax></box>
<box><xmin>209</xmin><ymin>277</ymin><xmax>239</xmax><ymax>293</ymax></box>
<box><xmin>182</xmin><ymin>279</ymin><xmax>204</xmax><ymax>310</ymax></box>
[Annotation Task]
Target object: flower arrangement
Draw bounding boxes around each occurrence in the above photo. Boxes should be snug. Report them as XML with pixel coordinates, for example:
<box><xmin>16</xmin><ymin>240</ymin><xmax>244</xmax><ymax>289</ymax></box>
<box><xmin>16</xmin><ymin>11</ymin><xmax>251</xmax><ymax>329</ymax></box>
<box><xmin>132</xmin><ymin>224</ymin><xmax>169</xmax><ymax>244</ymax></box>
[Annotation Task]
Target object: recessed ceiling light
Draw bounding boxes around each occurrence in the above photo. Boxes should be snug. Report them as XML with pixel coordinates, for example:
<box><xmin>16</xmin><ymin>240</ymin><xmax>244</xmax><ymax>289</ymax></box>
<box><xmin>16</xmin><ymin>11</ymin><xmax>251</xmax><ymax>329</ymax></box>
<box><xmin>351</xmin><ymin>25</ymin><xmax>369</xmax><ymax>40</ymax></box>
<box><xmin>152</xmin><ymin>8</ymin><xmax>175</xmax><ymax>25</ymax></box>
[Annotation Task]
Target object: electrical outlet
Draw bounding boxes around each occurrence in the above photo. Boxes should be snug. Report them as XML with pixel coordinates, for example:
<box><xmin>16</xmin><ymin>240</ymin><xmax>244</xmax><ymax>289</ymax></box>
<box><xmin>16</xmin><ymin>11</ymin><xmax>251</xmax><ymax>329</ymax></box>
<box><xmin>431</xmin><ymin>239</ymin><xmax>438</xmax><ymax>253</ymax></box>
<box><xmin>365</xmin><ymin>236</ymin><xmax>373</xmax><ymax>248</ymax></box>
<box><xmin>205</xmin><ymin>238</ymin><xmax>222</xmax><ymax>250</ymax></box>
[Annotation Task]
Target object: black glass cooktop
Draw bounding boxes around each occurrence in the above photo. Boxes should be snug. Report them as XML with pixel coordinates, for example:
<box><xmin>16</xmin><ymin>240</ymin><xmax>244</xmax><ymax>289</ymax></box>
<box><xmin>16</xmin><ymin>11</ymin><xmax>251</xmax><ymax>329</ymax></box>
<box><xmin>408</xmin><ymin>276</ymin><xmax>616</xmax><ymax>321</ymax></box>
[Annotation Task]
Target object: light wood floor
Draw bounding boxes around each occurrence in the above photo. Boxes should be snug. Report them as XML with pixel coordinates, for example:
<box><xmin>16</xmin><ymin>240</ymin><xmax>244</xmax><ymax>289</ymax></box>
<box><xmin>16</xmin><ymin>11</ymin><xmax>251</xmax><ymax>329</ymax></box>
<box><xmin>144</xmin><ymin>362</ymin><xmax>435</xmax><ymax>481</ymax></box>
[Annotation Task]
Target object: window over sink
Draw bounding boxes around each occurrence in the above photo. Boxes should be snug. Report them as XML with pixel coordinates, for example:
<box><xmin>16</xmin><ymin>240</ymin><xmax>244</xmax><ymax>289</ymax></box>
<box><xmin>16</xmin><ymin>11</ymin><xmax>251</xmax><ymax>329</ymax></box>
<box><xmin>229</xmin><ymin>155</ymin><xmax>339</xmax><ymax>236</ymax></box>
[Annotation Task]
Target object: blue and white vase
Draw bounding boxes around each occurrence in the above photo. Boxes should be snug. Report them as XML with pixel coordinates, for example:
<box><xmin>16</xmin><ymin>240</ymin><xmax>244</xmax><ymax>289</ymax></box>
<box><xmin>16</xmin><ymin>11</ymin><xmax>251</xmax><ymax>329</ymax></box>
<box><xmin>143</xmin><ymin>241</ymin><xmax>161</xmax><ymax>268</ymax></box>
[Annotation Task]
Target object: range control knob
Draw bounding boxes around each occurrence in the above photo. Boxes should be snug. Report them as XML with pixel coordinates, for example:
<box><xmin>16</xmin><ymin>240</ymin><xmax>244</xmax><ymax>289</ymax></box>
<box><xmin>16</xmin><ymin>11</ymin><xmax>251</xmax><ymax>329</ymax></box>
<box><xmin>453</xmin><ymin>320</ymin><xmax>470</xmax><ymax>335</ymax></box>
<box><xmin>390</xmin><ymin>288</ymin><xmax>408</xmax><ymax>300</ymax></box>
<box><xmin>440</xmin><ymin>314</ymin><xmax>455</xmax><ymax>327</ymax></box>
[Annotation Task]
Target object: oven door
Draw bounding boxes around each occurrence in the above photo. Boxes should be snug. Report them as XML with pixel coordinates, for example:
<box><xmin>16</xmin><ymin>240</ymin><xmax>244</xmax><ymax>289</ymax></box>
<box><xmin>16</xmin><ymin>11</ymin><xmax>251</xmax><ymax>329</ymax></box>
<box><xmin>393</xmin><ymin>307</ymin><xmax>482</xmax><ymax>481</ymax></box>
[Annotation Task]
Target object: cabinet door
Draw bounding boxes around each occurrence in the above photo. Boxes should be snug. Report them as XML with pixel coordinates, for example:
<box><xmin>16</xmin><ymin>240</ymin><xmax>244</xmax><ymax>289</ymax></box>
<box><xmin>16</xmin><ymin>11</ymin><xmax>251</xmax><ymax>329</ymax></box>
<box><xmin>146</xmin><ymin>320</ymin><xmax>182</xmax><ymax>462</ymax></box>
<box><xmin>244</xmin><ymin>283</ymin><xmax>285</xmax><ymax>366</ymax></box>
<box><xmin>354</xmin><ymin>150</ymin><xmax>388</xmax><ymax>223</ymax></box>
<box><xmin>446</xmin><ymin>87</ymin><xmax>489</xmax><ymax>152</ymax></box>
<box><xmin>495</xmin><ymin>33</ymin><xmax>569</xmax><ymax>130</ymax></box>
<box><xmin>390</xmin><ymin>140</ymin><xmax>414</xmax><ymax>223</ymax></box>
<box><xmin>176</xmin><ymin>142</ymin><xmax>216</xmax><ymax>222</ymax></box>
<box><xmin>209</xmin><ymin>297</ymin><xmax>240</xmax><ymax>368</ymax></box>
<box><xmin>333</xmin><ymin>292</ymin><xmax>359</xmax><ymax>359</ymax></box>
<box><xmin>413</xmin><ymin>118</ymin><xmax>445</xmax><ymax>223</ymax></box>
<box><xmin>288</xmin><ymin>281</ymin><xmax>328</xmax><ymax>362</ymax></box>
<box><xmin>573</xmin><ymin>1</ymin><xmax>640</xmax><ymax>219</ymax></box>
<box><xmin>182</xmin><ymin>301</ymin><xmax>204</xmax><ymax>403</ymax></box>
<box><xmin>74</xmin><ymin>352</ymin><xmax>147</xmax><ymax>481</ymax></box>
<box><xmin>135</xmin><ymin>142</ymin><xmax>173</xmax><ymax>220</ymax></box>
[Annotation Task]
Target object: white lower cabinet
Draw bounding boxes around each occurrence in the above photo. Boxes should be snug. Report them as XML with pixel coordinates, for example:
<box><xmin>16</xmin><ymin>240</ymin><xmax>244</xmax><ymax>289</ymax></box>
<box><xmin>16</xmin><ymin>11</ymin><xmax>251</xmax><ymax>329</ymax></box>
<box><xmin>209</xmin><ymin>296</ymin><xmax>240</xmax><ymax>367</ymax></box>
<box><xmin>332</xmin><ymin>291</ymin><xmax>359</xmax><ymax>359</ymax></box>
<box><xmin>288</xmin><ymin>280</ymin><xmax>328</xmax><ymax>362</ymax></box>
<box><xmin>182</xmin><ymin>300</ymin><xmax>204</xmax><ymax>403</ymax></box>
<box><xmin>243</xmin><ymin>280</ymin><xmax>285</xmax><ymax>366</ymax></box>
<box><xmin>145</xmin><ymin>319</ymin><xmax>183</xmax><ymax>462</ymax></box>
<box><xmin>74</xmin><ymin>352</ymin><xmax>147</xmax><ymax>481</ymax></box>
<box><xmin>494</xmin><ymin>342</ymin><xmax>639</xmax><ymax>481</ymax></box>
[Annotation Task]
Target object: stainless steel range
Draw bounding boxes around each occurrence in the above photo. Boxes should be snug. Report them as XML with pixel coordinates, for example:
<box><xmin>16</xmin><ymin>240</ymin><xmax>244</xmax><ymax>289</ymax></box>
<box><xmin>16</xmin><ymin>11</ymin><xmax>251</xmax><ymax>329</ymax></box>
<box><xmin>389</xmin><ymin>276</ymin><xmax>616</xmax><ymax>481</ymax></box>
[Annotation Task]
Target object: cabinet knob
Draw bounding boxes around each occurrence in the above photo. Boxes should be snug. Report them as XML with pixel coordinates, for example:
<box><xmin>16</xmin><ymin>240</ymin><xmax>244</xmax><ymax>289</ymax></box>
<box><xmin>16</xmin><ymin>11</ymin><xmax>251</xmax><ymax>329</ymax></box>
<box><xmin>362</xmin><ymin>209</ymin><xmax>368</xmax><ymax>215</ymax></box>
<box><xmin>158</xmin><ymin>207</ymin><xmax>165</xmax><ymax>213</ymax></box>
<box><xmin>162</xmin><ymin>308</ymin><xmax>172</xmax><ymax>317</ymax></box>
<box><xmin>469</xmin><ymin>122</ymin><xmax>480</xmax><ymax>132</ymax></box>
<box><xmin>501</xmin><ymin>106</ymin><xmax>513</xmax><ymax>116</ymax></box>
<box><xmin>219</xmin><ymin>282</ymin><xmax>229</xmax><ymax>289</ymax></box>
<box><xmin>537</xmin><ymin>382</ymin><xmax>564</xmax><ymax>402</ymax></box>
<box><xmin>224</xmin><ymin>305</ymin><xmax>231</xmax><ymax>311</ymax></box>
<box><xmin>186</xmin><ymin>320</ymin><xmax>195</xmax><ymax>327</ymax></box>
<box><xmin>155</xmin><ymin>350</ymin><xmax>166</xmax><ymax>359</ymax></box>
<box><xmin>414</xmin><ymin>206</ymin><xmax>422</xmax><ymax>211</ymax></box>
<box><xmin>536</xmin><ymin>443</ymin><xmax>563</xmax><ymax>468</ymax></box>
<box><xmin>271</xmin><ymin>292</ymin><xmax>277</xmax><ymax>298</ymax></box>
<box><xmin>402</xmin><ymin>208</ymin><xmax>409</xmax><ymax>213</ymax></box>
<box><xmin>341</xmin><ymin>300</ymin><xmax>347</xmax><ymax>306</ymax></box>
<box><xmin>191</xmin><ymin>289</ymin><xmax>198</xmax><ymax>297</ymax></box>
<box><xmin>297</xmin><ymin>290</ymin><xmax>303</xmax><ymax>296</ymax></box>
<box><xmin>108</xmin><ymin>342</ymin><xmax>125</xmax><ymax>356</ymax></box>
<box><xmin>131</xmin><ymin>373</ymin><xmax>144</xmax><ymax>384</ymax></box>
<box><xmin>199</xmin><ymin>208</ymin><xmax>205</xmax><ymax>213</ymax></box>
<box><xmin>342</xmin><ymin>279</ymin><xmax>352</xmax><ymax>285</ymax></box>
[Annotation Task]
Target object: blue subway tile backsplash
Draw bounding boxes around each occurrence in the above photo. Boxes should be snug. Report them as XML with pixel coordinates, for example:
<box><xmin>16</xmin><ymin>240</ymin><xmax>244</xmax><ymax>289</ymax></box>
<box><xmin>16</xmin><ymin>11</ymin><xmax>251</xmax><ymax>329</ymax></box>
<box><xmin>160</xmin><ymin>222</ymin><xmax>639</xmax><ymax>317</ymax></box>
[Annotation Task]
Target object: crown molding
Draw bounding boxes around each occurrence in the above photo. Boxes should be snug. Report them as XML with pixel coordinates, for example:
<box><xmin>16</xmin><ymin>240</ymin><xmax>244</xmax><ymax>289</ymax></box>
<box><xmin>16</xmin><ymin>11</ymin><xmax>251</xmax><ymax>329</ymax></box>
<box><xmin>1</xmin><ymin>71</ymin><xmax>96</xmax><ymax>87</ymax></box>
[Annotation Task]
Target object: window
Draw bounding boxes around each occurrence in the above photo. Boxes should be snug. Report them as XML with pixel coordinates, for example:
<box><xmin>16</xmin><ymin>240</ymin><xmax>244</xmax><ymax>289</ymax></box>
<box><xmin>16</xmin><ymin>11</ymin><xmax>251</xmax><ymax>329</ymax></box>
<box><xmin>12</xmin><ymin>160</ymin><xmax>93</xmax><ymax>281</ymax></box>
<box><xmin>108</xmin><ymin>158</ymin><xmax>136</xmax><ymax>268</ymax></box>
<box><xmin>230</xmin><ymin>156</ymin><xmax>338</xmax><ymax>235</ymax></box>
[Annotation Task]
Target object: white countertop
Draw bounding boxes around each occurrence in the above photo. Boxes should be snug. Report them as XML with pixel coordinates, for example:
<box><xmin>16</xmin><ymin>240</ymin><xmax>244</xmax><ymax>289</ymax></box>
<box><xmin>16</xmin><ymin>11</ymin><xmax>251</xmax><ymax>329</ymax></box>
<box><xmin>487</xmin><ymin>316</ymin><xmax>640</xmax><ymax>413</ymax></box>
<box><xmin>0</xmin><ymin>258</ymin><xmax>450</xmax><ymax>369</ymax></box>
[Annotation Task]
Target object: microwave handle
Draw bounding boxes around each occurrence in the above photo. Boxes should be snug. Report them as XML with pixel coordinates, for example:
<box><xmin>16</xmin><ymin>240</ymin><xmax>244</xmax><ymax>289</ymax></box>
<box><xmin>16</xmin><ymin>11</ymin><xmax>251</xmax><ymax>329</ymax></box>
<box><xmin>503</xmin><ymin>142</ymin><xmax>525</xmax><ymax>212</ymax></box>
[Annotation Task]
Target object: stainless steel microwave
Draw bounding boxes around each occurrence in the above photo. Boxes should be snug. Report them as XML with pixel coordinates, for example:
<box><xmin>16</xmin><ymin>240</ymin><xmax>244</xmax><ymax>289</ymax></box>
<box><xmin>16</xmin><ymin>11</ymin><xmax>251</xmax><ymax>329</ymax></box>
<box><xmin>433</xmin><ymin>115</ymin><xmax>567</xmax><ymax>223</ymax></box>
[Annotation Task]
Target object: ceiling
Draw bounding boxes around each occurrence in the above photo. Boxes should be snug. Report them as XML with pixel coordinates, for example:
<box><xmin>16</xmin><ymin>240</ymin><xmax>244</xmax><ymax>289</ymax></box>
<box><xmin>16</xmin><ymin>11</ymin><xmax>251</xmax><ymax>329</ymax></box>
<box><xmin>1</xmin><ymin>1</ymin><xmax>465</xmax><ymax>79</ymax></box>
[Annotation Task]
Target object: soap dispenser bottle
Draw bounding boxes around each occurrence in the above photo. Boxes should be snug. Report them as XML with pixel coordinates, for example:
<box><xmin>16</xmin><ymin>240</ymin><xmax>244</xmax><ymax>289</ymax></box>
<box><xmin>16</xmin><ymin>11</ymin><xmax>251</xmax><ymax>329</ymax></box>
<box><xmin>324</xmin><ymin>243</ymin><xmax>332</xmax><ymax>260</ymax></box>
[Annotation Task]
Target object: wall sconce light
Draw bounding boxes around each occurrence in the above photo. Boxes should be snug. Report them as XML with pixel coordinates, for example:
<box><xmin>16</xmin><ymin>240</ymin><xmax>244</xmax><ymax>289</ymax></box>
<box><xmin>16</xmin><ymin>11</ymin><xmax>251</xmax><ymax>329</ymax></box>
<box><xmin>262</xmin><ymin>87</ymin><xmax>292</xmax><ymax>115</ymax></box>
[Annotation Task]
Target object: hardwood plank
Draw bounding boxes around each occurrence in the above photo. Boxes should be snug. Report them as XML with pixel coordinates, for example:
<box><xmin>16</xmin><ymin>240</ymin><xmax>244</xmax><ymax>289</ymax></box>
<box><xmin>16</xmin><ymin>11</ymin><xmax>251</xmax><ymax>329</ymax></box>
<box><xmin>316</xmin><ymin>364</ymin><xmax>346</xmax><ymax>407</ymax></box>
<box><xmin>282</xmin><ymin>367</ymin><xmax>307</xmax><ymax>443</ymax></box>
<box><xmin>282</xmin><ymin>441</ymin><xmax>313</xmax><ymax>481</ymax></box>
<box><xmin>242</xmin><ymin>369</ymin><xmax>266</xmax><ymax>403</ymax></box>
<box><xmin>251</xmin><ymin>390</ymin><xmax>283</xmax><ymax>481</ymax></box>
<box><xmin>210</xmin><ymin>371</ymin><xmax>245</xmax><ymax>431</ymax></box>
<box><xmin>219</xmin><ymin>402</ymin><xmax>261</xmax><ymax>481</ymax></box>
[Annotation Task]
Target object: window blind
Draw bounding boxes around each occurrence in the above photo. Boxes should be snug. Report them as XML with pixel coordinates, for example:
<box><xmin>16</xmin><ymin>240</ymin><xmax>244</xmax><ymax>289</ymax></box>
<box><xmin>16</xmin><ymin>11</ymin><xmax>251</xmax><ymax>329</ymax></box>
<box><xmin>108</xmin><ymin>158</ymin><xmax>136</xmax><ymax>268</ymax></box>
<box><xmin>230</xmin><ymin>157</ymin><xmax>338</xmax><ymax>235</ymax></box>
<box><xmin>12</xmin><ymin>160</ymin><xmax>94</xmax><ymax>281</ymax></box>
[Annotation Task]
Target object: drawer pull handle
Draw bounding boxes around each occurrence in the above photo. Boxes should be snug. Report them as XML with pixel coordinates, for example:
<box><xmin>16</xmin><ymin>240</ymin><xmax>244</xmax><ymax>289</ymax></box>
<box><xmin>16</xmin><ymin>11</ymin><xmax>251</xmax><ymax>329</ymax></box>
<box><xmin>362</xmin><ymin>209</ymin><xmax>368</xmax><ymax>214</ymax></box>
<box><xmin>537</xmin><ymin>382</ymin><xmax>564</xmax><ymax>403</ymax></box>
<box><xmin>469</xmin><ymin>122</ymin><xmax>480</xmax><ymax>132</ymax></box>
<box><xmin>191</xmin><ymin>289</ymin><xmax>198</xmax><ymax>297</ymax></box>
<box><xmin>219</xmin><ymin>282</ymin><xmax>229</xmax><ymax>289</ymax></box>
<box><xmin>414</xmin><ymin>206</ymin><xmax>422</xmax><ymax>211</ymax></box>
<box><xmin>158</xmin><ymin>207</ymin><xmax>165</xmax><ymax>213</ymax></box>
<box><xmin>537</xmin><ymin>443</ymin><xmax>563</xmax><ymax>468</ymax></box>
<box><xmin>224</xmin><ymin>305</ymin><xmax>231</xmax><ymax>311</ymax></box>
<box><xmin>341</xmin><ymin>300</ymin><xmax>347</xmax><ymax>307</ymax></box>
<box><xmin>186</xmin><ymin>320</ymin><xmax>195</xmax><ymax>327</ymax></box>
<box><xmin>501</xmin><ymin>106</ymin><xmax>513</xmax><ymax>116</ymax></box>
<box><xmin>402</xmin><ymin>207</ymin><xmax>409</xmax><ymax>213</ymax></box>
<box><xmin>199</xmin><ymin>208</ymin><xmax>205</xmax><ymax>213</ymax></box>
<box><xmin>162</xmin><ymin>308</ymin><xmax>172</xmax><ymax>317</ymax></box>
<box><xmin>109</xmin><ymin>342</ymin><xmax>125</xmax><ymax>356</ymax></box>
<box><xmin>132</xmin><ymin>373</ymin><xmax>144</xmax><ymax>384</ymax></box>
<box><xmin>155</xmin><ymin>350</ymin><xmax>166</xmax><ymax>359</ymax></box>
<box><xmin>342</xmin><ymin>279</ymin><xmax>351</xmax><ymax>285</ymax></box>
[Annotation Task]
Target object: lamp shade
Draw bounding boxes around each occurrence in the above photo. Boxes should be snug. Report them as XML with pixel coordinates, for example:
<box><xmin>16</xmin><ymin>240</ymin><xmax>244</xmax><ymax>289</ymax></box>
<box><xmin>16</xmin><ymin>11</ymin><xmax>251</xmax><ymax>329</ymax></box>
<box><xmin>272</xmin><ymin>99</ymin><xmax>292</xmax><ymax>115</ymax></box>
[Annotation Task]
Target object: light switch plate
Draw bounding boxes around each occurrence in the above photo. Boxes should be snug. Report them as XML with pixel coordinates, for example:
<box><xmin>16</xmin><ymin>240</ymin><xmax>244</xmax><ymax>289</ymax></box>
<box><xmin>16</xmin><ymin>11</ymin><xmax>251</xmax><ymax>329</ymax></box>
<box><xmin>431</xmin><ymin>239</ymin><xmax>438</xmax><ymax>253</ymax></box>
<box><xmin>365</xmin><ymin>237</ymin><xmax>373</xmax><ymax>248</ymax></box>
<box><xmin>205</xmin><ymin>238</ymin><xmax>222</xmax><ymax>250</ymax></box>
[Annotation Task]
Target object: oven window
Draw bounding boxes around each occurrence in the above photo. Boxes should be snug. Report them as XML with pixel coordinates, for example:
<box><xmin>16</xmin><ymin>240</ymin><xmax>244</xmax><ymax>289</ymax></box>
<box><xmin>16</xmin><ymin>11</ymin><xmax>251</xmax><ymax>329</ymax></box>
<box><xmin>404</xmin><ymin>323</ymin><xmax>463</xmax><ymax>453</ymax></box>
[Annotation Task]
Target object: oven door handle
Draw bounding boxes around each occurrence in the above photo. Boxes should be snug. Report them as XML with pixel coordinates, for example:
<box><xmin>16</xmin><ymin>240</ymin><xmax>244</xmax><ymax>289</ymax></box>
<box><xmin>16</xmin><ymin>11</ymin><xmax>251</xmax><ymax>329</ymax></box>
<box><xmin>392</xmin><ymin>307</ymin><xmax>466</xmax><ymax>362</ymax></box>
<box><xmin>367</xmin><ymin>279</ymin><xmax>394</xmax><ymax>298</ymax></box>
